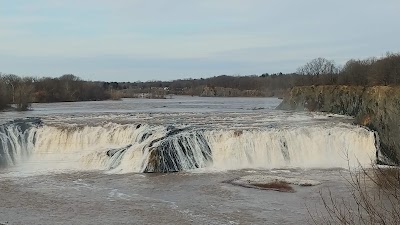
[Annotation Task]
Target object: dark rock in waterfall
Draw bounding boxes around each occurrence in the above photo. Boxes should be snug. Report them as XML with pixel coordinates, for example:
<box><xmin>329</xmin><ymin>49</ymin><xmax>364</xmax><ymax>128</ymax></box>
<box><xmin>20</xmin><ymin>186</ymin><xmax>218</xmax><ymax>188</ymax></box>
<box><xmin>280</xmin><ymin>139</ymin><xmax>290</xmax><ymax>162</ymax></box>
<box><xmin>144</xmin><ymin>129</ymin><xmax>212</xmax><ymax>173</ymax></box>
<box><xmin>106</xmin><ymin>144</ymin><xmax>133</xmax><ymax>157</ymax></box>
<box><xmin>166</xmin><ymin>125</ymin><xmax>175</xmax><ymax>131</ymax></box>
<box><xmin>139</xmin><ymin>132</ymin><xmax>152</xmax><ymax>143</ymax></box>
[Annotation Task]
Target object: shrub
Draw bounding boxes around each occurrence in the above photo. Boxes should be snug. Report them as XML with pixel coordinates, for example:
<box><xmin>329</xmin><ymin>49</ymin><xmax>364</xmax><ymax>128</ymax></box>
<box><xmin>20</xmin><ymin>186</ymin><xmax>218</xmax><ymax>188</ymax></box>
<box><xmin>309</xmin><ymin>164</ymin><xmax>400</xmax><ymax>225</ymax></box>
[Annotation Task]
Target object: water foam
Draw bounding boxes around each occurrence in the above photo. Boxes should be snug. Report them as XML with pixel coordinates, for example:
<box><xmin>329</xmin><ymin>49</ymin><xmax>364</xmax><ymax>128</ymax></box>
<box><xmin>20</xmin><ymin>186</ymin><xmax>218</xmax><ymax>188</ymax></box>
<box><xmin>205</xmin><ymin>127</ymin><xmax>375</xmax><ymax>170</ymax></box>
<box><xmin>0</xmin><ymin>119</ymin><xmax>377</xmax><ymax>174</ymax></box>
<box><xmin>0</xmin><ymin>119</ymin><xmax>38</xmax><ymax>167</ymax></box>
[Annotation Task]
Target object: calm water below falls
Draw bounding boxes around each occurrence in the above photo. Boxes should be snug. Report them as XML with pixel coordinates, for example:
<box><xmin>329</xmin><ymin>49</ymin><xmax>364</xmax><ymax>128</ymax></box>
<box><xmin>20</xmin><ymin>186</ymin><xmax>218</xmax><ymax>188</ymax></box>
<box><xmin>0</xmin><ymin>96</ymin><xmax>377</xmax><ymax>225</ymax></box>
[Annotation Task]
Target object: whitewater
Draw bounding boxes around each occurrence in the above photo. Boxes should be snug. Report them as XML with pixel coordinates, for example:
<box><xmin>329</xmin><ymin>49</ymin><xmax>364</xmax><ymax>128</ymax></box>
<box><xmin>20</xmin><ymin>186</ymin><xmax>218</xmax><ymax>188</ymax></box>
<box><xmin>0</xmin><ymin>97</ymin><xmax>380</xmax><ymax>225</ymax></box>
<box><xmin>0</xmin><ymin>97</ymin><xmax>376</xmax><ymax>174</ymax></box>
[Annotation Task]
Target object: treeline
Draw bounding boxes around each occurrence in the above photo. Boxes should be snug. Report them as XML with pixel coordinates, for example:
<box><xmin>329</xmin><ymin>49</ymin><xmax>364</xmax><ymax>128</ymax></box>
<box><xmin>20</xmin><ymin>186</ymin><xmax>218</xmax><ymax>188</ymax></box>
<box><xmin>105</xmin><ymin>53</ymin><xmax>400</xmax><ymax>97</ymax></box>
<box><xmin>108</xmin><ymin>52</ymin><xmax>400</xmax><ymax>97</ymax></box>
<box><xmin>110</xmin><ymin>74</ymin><xmax>294</xmax><ymax>98</ymax></box>
<box><xmin>0</xmin><ymin>74</ymin><xmax>110</xmax><ymax>111</ymax></box>
<box><xmin>295</xmin><ymin>52</ymin><xmax>400</xmax><ymax>86</ymax></box>
<box><xmin>1</xmin><ymin>51</ymin><xmax>399</xmax><ymax>110</ymax></box>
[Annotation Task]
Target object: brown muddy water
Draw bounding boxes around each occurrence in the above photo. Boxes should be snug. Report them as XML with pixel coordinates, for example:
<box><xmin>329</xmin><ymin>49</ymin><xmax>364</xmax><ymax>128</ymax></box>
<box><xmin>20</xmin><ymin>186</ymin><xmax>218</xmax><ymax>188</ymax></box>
<box><xmin>0</xmin><ymin>169</ymin><xmax>353</xmax><ymax>225</ymax></box>
<box><xmin>0</xmin><ymin>97</ymin><xmax>377</xmax><ymax>224</ymax></box>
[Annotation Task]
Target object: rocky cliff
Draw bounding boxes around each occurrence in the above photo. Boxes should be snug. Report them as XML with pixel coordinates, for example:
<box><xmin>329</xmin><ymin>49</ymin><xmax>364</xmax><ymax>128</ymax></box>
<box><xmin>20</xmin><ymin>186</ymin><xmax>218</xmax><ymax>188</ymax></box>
<box><xmin>277</xmin><ymin>85</ymin><xmax>400</xmax><ymax>165</ymax></box>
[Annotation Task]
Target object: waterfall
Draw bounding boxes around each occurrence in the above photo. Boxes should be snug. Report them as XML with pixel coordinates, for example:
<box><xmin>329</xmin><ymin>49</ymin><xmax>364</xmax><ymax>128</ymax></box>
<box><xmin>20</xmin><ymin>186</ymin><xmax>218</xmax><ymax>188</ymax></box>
<box><xmin>0</xmin><ymin>119</ymin><xmax>377</xmax><ymax>173</ymax></box>
<box><xmin>0</xmin><ymin>118</ymin><xmax>40</xmax><ymax>167</ymax></box>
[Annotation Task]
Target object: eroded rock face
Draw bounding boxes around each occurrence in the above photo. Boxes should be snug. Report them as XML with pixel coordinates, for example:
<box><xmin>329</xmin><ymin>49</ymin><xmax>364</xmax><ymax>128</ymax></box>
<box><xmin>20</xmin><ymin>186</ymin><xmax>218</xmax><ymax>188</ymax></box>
<box><xmin>277</xmin><ymin>85</ymin><xmax>400</xmax><ymax>165</ymax></box>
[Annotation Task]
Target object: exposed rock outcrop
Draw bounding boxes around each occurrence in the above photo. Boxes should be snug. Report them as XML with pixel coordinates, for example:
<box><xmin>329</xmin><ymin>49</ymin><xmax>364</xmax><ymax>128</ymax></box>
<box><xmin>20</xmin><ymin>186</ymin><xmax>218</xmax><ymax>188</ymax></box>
<box><xmin>277</xmin><ymin>85</ymin><xmax>400</xmax><ymax>165</ymax></box>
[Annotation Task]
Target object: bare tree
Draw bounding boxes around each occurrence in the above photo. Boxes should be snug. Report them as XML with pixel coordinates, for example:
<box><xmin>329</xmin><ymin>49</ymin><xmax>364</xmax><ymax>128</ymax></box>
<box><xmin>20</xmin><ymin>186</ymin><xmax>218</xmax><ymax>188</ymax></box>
<box><xmin>3</xmin><ymin>74</ymin><xmax>21</xmax><ymax>103</ymax></box>
<box><xmin>309</xmin><ymin>164</ymin><xmax>400</xmax><ymax>225</ymax></box>
<box><xmin>14</xmin><ymin>77</ymin><xmax>34</xmax><ymax>111</ymax></box>
<box><xmin>297</xmin><ymin>58</ymin><xmax>339</xmax><ymax>84</ymax></box>
<box><xmin>0</xmin><ymin>74</ymin><xmax>11</xmax><ymax>109</ymax></box>
<box><xmin>368</xmin><ymin>52</ymin><xmax>400</xmax><ymax>85</ymax></box>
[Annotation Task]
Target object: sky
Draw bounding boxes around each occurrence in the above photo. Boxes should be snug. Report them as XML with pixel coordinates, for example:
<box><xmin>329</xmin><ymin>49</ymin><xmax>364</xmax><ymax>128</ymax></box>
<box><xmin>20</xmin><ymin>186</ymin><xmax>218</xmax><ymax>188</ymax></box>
<box><xmin>1</xmin><ymin>0</ymin><xmax>399</xmax><ymax>82</ymax></box>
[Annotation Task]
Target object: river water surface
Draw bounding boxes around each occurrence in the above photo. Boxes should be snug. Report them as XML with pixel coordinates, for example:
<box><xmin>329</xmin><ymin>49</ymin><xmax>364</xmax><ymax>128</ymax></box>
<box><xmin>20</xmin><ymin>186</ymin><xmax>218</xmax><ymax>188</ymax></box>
<box><xmin>0</xmin><ymin>97</ymin><xmax>377</xmax><ymax>224</ymax></box>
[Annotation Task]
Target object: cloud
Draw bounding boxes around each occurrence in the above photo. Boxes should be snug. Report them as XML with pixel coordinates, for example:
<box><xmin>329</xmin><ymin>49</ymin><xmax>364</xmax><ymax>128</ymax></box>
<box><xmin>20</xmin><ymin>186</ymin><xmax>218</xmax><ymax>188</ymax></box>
<box><xmin>0</xmin><ymin>0</ymin><xmax>400</xmax><ymax>81</ymax></box>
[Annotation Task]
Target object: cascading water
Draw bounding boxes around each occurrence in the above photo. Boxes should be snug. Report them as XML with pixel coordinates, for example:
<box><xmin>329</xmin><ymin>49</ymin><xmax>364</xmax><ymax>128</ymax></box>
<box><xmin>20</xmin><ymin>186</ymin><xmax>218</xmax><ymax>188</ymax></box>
<box><xmin>205</xmin><ymin>127</ymin><xmax>376</xmax><ymax>170</ymax></box>
<box><xmin>0</xmin><ymin>118</ymin><xmax>40</xmax><ymax>167</ymax></box>
<box><xmin>0</xmin><ymin>118</ymin><xmax>377</xmax><ymax>173</ymax></box>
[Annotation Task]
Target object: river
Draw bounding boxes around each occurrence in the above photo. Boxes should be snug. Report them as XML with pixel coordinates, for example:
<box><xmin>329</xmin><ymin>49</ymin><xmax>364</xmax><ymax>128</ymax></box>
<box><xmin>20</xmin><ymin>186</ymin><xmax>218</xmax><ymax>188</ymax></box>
<box><xmin>0</xmin><ymin>96</ymin><xmax>377</xmax><ymax>224</ymax></box>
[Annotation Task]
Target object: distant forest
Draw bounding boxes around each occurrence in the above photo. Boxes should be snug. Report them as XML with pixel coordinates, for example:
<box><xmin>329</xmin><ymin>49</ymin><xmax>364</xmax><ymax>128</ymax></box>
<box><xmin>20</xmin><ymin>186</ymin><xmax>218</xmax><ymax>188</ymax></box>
<box><xmin>1</xmin><ymin>52</ymin><xmax>399</xmax><ymax>110</ymax></box>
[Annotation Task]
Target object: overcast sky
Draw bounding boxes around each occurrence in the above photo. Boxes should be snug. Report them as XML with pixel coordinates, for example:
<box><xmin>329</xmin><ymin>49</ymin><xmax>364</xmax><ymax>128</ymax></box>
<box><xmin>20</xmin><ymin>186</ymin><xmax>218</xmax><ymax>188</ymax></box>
<box><xmin>1</xmin><ymin>0</ymin><xmax>399</xmax><ymax>81</ymax></box>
